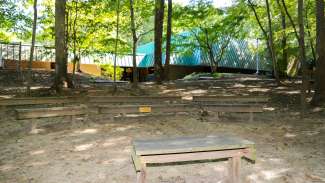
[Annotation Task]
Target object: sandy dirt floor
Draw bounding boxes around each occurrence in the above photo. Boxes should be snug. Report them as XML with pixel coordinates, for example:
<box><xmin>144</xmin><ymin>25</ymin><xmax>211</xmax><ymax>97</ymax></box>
<box><xmin>0</xmin><ymin>75</ymin><xmax>325</xmax><ymax>183</ymax></box>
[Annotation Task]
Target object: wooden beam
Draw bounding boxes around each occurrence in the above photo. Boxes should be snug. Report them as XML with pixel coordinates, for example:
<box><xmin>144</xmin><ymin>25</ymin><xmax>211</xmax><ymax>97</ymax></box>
<box><xmin>193</xmin><ymin>96</ymin><xmax>269</xmax><ymax>103</ymax></box>
<box><xmin>89</xmin><ymin>96</ymin><xmax>182</xmax><ymax>104</ymax></box>
<box><xmin>16</xmin><ymin>105</ymin><xmax>87</xmax><ymax>119</ymax></box>
<box><xmin>0</xmin><ymin>96</ymin><xmax>82</xmax><ymax>106</ymax></box>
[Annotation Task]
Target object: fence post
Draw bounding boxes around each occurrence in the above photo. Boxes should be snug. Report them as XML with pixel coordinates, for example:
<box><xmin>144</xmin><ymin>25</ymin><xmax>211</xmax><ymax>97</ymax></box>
<box><xmin>18</xmin><ymin>42</ymin><xmax>22</xmax><ymax>80</ymax></box>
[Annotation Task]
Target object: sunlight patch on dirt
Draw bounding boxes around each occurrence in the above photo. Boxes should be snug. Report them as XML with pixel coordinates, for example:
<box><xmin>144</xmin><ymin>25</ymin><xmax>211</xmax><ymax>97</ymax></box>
<box><xmin>74</xmin><ymin>143</ymin><xmax>95</xmax><ymax>152</ymax></box>
<box><xmin>74</xmin><ymin>128</ymin><xmax>98</xmax><ymax>134</ymax></box>
<box><xmin>29</xmin><ymin>149</ymin><xmax>45</xmax><ymax>155</ymax></box>
<box><xmin>261</xmin><ymin>168</ymin><xmax>290</xmax><ymax>180</ymax></box>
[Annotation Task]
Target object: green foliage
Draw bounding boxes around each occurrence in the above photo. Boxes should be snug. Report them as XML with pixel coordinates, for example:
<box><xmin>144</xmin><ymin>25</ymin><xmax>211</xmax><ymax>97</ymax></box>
<box><xmin>100</xmin><ymin>64</ymin><xmax>123</xmax><ymax>80</ymax></box>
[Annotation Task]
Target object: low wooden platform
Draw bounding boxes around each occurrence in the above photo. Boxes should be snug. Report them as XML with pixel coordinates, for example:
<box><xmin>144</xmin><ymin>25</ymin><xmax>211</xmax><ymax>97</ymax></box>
<box><xmin>132</xmin><ymin>135</ymin><xmax>256</xmax><ymax>183</ymax></box>
<box><xmin>89</xmin><ymin>96</ymin><xmax>182</xmax><ymax>104</ymax></box>
<box><xmin>192</xmin><ymin>96</ymin><xmax>269</xmax><ymax>104</ymax></box>
<box><xmin>15</xmin><ymin>105</ymin><xmax>87</xmax><ymax>120</ymax></box>
<box><xmin>0</xmin><ymin>96</ymin><xmax>81</xmax><ymax>106</ymax></box>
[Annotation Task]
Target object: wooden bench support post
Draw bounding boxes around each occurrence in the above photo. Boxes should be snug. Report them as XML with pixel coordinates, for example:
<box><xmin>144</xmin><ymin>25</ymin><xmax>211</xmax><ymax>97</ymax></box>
<box><xmin>249</xmin><ymin>112</ymin><xmax>254</xmax><ymax>122</ymax></box>
<box><xmin>136</xmin><ymin>165</ymin><xmax>146</xmax><ymax>183</ymax></box>
<box><xmin>228</xmin><ymin>156</ymin><xmax>241</xmax><ymax>183</ymax></box>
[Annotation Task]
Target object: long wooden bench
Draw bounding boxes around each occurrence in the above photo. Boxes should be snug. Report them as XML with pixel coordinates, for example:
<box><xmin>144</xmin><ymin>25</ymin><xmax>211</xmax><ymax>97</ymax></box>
<box><xmin>89</xmin><ymin>96</ymin><xmax>182</xmax><ymax>104</ymax></box>
<box><xmin>192</xmin><ymin>96</ymin><xmax>269</xmax><ymax>104</ymax></box>
<box><xmin>96</xmin><ymin>103</ymin><xmax>263</xmax><ymax>121</ymax></box>
<box><xmin>15</xmin><ymin>105</ymin><xmax>87</xmax><ymax>120</ymax></box>
<box><xmin>0</xmin><ymin>96</ymin><xmax>82</xmax><ymax>106</ymax></box>
<box><xmin>132</xmin><ymin>135</ymin><xmax>256</xmax><ymax>183</ymax></box>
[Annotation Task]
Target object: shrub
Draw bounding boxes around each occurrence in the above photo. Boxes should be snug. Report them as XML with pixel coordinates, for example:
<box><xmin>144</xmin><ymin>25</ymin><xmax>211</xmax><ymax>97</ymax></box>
<box><xmin>100</xmin><ymin>64</ymin><xmax>123</xmax><ymax>80</ymax></box>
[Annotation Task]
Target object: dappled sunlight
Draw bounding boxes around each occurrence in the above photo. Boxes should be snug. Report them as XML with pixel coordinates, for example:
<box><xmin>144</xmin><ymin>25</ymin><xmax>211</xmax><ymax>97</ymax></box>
<box><xmin>101</xmin><ymin>136</ymin><xmax>130</xmax><ymax>148</ymax></box>
<box><xmin>183</xmin><ymin>89</ymin><xmax>208</xmax><ymax>95</ymax></box>
<box><xmin>74</xmin><ymin>128</ymin><xmax>98</xmax><ymax>134</ymax></box>
<box><xmin>30</xmin><ymin>128</ymin><xmax>45</xmax><ymax>134</ymax></box>
<box><xmin>100</xmin><ymin>158</ymin><xmax>129</xmax><ymax>165</ymax></box>
<box><xmin>74</xmin><ymin>143</ymin><xmax>95</xmax><ymax>152</ymax></box>
<box><xmin>159</xmin><ymin>88</ymin><xmax>186</xmax><ymax>94</ymax></box>
<box><xmin>0</xmin><ymin>164</ymin><xmax>16</xmax><ymax>172</ymax></box>
<box><xmin>26</xmin><ymin>161</ymin><xmax>49</xmax><ymax>167</ymax></box>
<box><xmin>29</xmin><ymin>149</ymin><xmax>45</xmax><ymax>156</ymax></box>
<box><xmin>248</xmin><ymin>88</ymin><xmax>270</xmax><ymax>92</ymax></box>
<box><xmin>115</xmin><ymin>125</ymin><xmax>135</xmax><ymax>132</ymax></box>
<box><xmin>263</xmin><ymin>107</ymin><xmax>275</xmax><ymax>111</ymax></box>
<box><xmin>276</xmin><ymin>90</ymin><xmax>301</xmax><ymax>95</ymax></box>
<box><xmin>284</xmin><ymin>133</ymin><xmax>297</xmax><ymax>138</ymax></box>
<box><xmin>261</xmin><ymin>168</ymin><xmax>290</xmax><ymax>180</ymax></box>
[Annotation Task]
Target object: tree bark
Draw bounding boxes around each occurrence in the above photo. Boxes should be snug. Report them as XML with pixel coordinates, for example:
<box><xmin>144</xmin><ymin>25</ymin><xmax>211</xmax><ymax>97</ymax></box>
<box><xmin>298</xmin><ymin>0</ymin><xmax>307</xmax><ymax>116</ymax></box>
<box><xmin>113</xmin><ymin>0</ymin><xmax>120</xmax><ymax>88</ymax></box>
<box><xmin>312</xmin><ymin>0</ymin><xmax>325</xmax><ymax>105</ymax></box>
<box><xmin>72</xmin><ymin>0</ymin><xmax>79</xmax><ymax>80</ymax></box>
<box><xmin>129</xmin><ymin>0</ymin><xmax>138</xmax><ymax>87</ymax></box>
<box><xmin>265</xmin><ymin>0</ymin><xmax>280</xmax><ymax>84</ymax></box>
<box><xmin>247</xmin><ymin>0</ymin><xmax>280</xmax><ymax>84</ymax></box>
<box><xmin>276</xmin><ymin>0</ymin><xmax>288</xmax><ymax>74</ymax></box>
<box><xmin>164</xmin><ymin>0</ymin><xmax>172</xmax><ymax>81</ymax></box>
<box><xmin>53</xmin><ymin>0</ymin><xmax>73</xmax><ymax>92</ymax></box>
<box><xmin>154</xmin><ymin>0</ymin><xmax>165</xmax><ymax>84</ymax></box>
<box><xmin>27</xmin><ymin>0</ymin><xmax>37</xmax><ymax>96</ymax></box>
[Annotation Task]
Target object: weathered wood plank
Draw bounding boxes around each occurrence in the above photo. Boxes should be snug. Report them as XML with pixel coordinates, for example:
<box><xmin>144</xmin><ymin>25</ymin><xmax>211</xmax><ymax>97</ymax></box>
<box><xmin>0</xmin><ymin>97</ymin><xmax>82</xmax><ymax>106</ymax></box>
<box><xmin>16</xmin><ymin>105</ymin><xmax>87</xmax><ymax>119</ymax></box>
<box><xmin>98</xmin><ymin>104</ymin><xmax>196</xmax><ymax>114</ymax></box>
<box><xmin>89</xmin><ymin>96</ymin><xmax>182</xmax><ymax>104</ymax></box>
<box><xmin>140</xmin><ymin>149</ymin><xmax>248</xmax><ymax>164</ymax></box>
<box><xmin>193</xmin><ymin>96</ymin><xmax>269</xmax><ymax>103</ymax></box>
<box><xmin>203</xmin><ymin>104</ymin><xmax>264</xmax><ymax>113</ymax></box>
<box><xmin>133</xmin><ymin>135</ymin><xmax>255</xmax><ymax>156</ymax></box>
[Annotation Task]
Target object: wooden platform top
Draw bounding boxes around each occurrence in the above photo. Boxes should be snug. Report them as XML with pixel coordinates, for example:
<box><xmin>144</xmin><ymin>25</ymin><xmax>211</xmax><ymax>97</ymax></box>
<box><xmin>133</xmin><ymin>135</ymin><xmax>254</xmax><ymax>156</ymax></box>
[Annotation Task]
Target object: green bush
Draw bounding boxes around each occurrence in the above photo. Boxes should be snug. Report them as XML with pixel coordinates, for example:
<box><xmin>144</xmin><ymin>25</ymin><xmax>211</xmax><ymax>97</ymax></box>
<box><xmin>100</xmin><ymin>64</ymin><xmax>123</xmax><ymax>80</ymax></box>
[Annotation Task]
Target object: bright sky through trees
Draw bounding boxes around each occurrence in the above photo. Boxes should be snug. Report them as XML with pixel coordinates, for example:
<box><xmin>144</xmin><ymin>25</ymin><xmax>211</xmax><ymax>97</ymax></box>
<box><xmin>173</xmin><ymin>0</ymin><xmax>233</xmax><ymax>7</ymax></box>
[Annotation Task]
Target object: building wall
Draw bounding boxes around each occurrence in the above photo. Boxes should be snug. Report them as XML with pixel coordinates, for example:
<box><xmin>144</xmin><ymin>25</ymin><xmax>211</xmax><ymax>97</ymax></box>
<box><xmin>3</xmin><ymin>60</ymin><xmax>101</xmax><ymax>76</ymax></box>
<box><xmin>167</xmin><ymin>65</ymin><xmax>211</xmax><ymax>80</ymax></box>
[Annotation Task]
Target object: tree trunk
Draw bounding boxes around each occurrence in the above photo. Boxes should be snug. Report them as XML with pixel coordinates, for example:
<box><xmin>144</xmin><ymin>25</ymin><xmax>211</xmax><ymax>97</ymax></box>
<box><xmin>276</xmin><ymin>0</ymin><xmax>288</xmax><ymax>75</ymax></box>
<box><xmin>154</xmin><ymin>0</ymin><xmax>165</xmax><ymax>84</ymax></box>
<box><xmin>247</xmin><ymin>0</ymin><xmax>280</xmax><ymax>84</ymax></box>
<box><xmin>72</xmin><ymin>0</ymin><xmax>78</xmax><ymax>80</ymax></box>
<box><xmin>53</xmin><ymin>0</ymin><xmax>73</xmax><ymax>92</ymax></box>
<box><xmin>305</xmin><ymin>0</ymin><xmax>316</xmax><ymax>62</ymax></box>
<box><xmin>164</xmin><ymin>0</ymin><xmax>172</xmax><ymax>81</ymax></box>
<box><xmin>312</xmin><ymin>0</ymin><xmax>325</xmax><ymax>105</ymax></box>
<box><xmin>298</xmin><ymin>0</ymin><xmax>307</xmax><ymax>116</ymax></box>
<box><xmin>129</xmin><ymin>0</ymin><xmax>138</xmax><ymax>87</ymax></box>
<box><xmin>27</xmin><ymin>0</ymin><xmax>37</xmax><ymax>96</ymax></box>
<box><xmin>265</xmin><ymin>0</ymin><xmax>280</xmax><ymax>84</ymax></box>
<box><xmin>113</xmin><ymin>0</ymin><xmax>120</xmax><ymax>90</ymax></box>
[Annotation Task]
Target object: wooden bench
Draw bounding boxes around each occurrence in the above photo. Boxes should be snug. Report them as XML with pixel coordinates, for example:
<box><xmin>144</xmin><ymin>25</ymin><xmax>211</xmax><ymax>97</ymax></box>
<box><xmin>96</xmin><ymin>103</ymin><xmax>263</xmax><ymax>121</ymax></box>
<box><xmin>0</xmin><ymin>96</ymin><xmax>81</xmax><ymax>106</ymax></box>
<box><xmin>132</xmin><ymin>135</ymin><xmax>256</xmax><ymax>183</ymax></box>
<box><xmin>192</xmin><ymin>96</ymin><xmax>269</xmax><ymax>104</ymax></box>
<box><xmin>15</xmin><ymin>105</ymin><xmax>87</xmax><ymax>120</ymax></box>
<box><xmin>89</xmin><ymin>96</ymin><xmax>182</xmax><ymax>104</ymax></box>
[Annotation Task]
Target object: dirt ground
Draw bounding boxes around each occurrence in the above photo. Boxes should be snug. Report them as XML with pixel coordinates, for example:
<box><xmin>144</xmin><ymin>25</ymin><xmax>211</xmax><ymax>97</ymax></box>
<box><xmin>0</xmin><ymin>74</ymin><xmax>325</xmax><ymax>183</ymax></box>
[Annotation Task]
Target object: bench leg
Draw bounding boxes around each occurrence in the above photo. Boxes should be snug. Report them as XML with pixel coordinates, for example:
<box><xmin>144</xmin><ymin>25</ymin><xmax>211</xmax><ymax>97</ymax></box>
<box><xmin>249</xmin><ymin>112</ymin><xmax>254</xmax><ymax>122</ymax></box>
<box><xmin>136</xmin><ymin>167</ymin><xmax>146</xmax><ymax>183</ymax></box>
<box><xmin>228</xmin><ymin>156</ymin><xmax>241</xmax><ymax>183</ymax></box>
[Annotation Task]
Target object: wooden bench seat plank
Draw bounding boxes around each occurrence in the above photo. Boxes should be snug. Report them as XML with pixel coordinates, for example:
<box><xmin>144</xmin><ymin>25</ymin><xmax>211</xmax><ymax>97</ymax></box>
<box><xmin>193</xmin><ymin>96</ymin><xmax>269</xmax><ymax>103</ymax></box>
<box><xmin>89</xmin><ymin>96</ymin><xmax>182</xmax><ymax>104</ymax></box>
<box><xmin>16</xmin><ymin>105</ymin><xmax>87</xmax><ymax>119</ymax></box>
<box><xmin>133</xmin><ymin>135</ymin><xmax>255</xmax><ymax>156</ymax></box>
<box><xmin>0</xmin><ymin>97</ymin><xmax>81</xmax><ymax>106</ymax></box>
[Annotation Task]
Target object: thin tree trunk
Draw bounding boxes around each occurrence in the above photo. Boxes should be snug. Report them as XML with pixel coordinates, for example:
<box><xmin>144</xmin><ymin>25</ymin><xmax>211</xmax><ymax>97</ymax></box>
<box><xmin>298</xmin><ymin>0</ymin><xmax>307</xmax><ymax>116</ymax></box>
<box><xmin>27</xmin><ymin>0</ymin><xmax>37</xmax><ymax>96</ymax></box>
<box><xmin>129</xmin><ymin>0</ymin><xmax>138</xmax><ymax>87</ymax></box>
<box><xmin>247</xmin><ymin>0</ymin><xmax>280</xmax><ymax>84</ymax></box>
<box><xmin>154</xmin><ymin>0</ymin><xmax>165</xmax><ymax>84</ymax></box>
<box><xmin>72</xmin><ymin>0</ymin><xmax>78</xmax><ymax>80</ymax></box>
<box><xmin>113</xmin><ymin>0</ymin><xmax>120</xmax><ymax>90</ymax></box>
<box><xmin>265</xmin><ymin>0</ymin><xmax>280</xmax><ymax>84</ymax></box>
<box><xmin>165</xmin><ymin>0</ymin><xmax>172</xmax><ymax>81</ymax></box>
<box><xmin>276</xmin><ymin>0</ymin><xmax>288</xmax><ymax>74</ymax></box>
<box><xmin>305</xmin><ymin>0</ymin><xmax>316</xmax><ymax>62</ymax></box>
<box><xmin>312</xmin><ymin>0</ymin><xmax>325</xmax><ymax>105</ymax></box>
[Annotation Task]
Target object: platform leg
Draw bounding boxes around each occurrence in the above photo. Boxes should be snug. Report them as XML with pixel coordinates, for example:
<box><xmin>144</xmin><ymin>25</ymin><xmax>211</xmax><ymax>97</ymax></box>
<box><xmin>249</xmin><ymin>112</ymin><xmax>254</xmax><ymax>122</ymax></box>
<box><xmin>228</xmin><ymin>156</ymin><xmax>241</xmax><ymax>183</ymax></box>
<box><xmin>136</xmin><ymin>167</ymin><xmax>146</xmax><ymax>183</ymax></box>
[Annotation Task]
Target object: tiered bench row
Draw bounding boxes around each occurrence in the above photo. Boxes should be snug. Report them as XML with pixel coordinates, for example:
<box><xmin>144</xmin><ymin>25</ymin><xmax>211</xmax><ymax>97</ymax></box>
<box><xmin>0</xmin><ymin>95</ymin><xmax>269</xmax><ymax>121</ymax></box>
